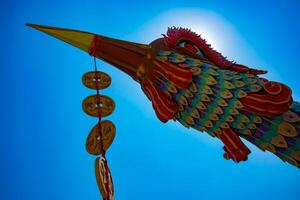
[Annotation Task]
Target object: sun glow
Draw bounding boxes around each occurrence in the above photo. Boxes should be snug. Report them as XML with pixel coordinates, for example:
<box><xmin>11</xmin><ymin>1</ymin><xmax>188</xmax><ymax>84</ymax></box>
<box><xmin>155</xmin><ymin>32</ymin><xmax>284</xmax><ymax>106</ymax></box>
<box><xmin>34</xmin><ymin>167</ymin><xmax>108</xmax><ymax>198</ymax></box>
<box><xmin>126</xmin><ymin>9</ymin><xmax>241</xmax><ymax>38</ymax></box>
<box><xmin>130</xmin><ymin>9</ymin><xmax>238</xmax><ymax>55</ymax></box>
<box><xmin>130</xmin><ymin>9</ymin><xmax>280</xmax><ymax>80</ymax></box>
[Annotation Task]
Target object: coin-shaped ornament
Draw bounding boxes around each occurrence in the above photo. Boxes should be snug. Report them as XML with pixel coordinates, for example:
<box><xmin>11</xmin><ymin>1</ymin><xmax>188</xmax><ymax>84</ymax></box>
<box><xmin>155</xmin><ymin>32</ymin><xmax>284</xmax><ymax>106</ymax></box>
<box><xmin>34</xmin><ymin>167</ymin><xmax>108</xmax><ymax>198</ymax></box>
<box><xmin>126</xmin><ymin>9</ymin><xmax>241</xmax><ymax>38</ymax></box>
<box><xmin>82</xmin><ymin>71</ymin><xmax>111</xmax><ymax>90</ymax></box>
<box><xmin>95</xmin><ymin>157</ymin><xmax>114</xmax><ymax>200</ymax></box>
<box><xmin>82</xmin><ymin>95</ymin><xmax>115</xmax><ymax>117</ymax></box>
<box><xmin>86</xmin><ymin>120</ymin><xmax>116</xmax><ymax>155</ymax></box>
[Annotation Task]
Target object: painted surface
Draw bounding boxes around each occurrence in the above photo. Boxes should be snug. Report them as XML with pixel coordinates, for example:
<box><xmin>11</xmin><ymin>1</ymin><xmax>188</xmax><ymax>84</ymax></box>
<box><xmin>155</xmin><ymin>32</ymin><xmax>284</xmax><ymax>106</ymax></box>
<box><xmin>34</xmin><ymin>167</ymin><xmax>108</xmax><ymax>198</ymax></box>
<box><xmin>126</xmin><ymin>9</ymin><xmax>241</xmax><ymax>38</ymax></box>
<box><xmin>1</xmin><ymin>1</ymin><xmax>300</xmax><ymax>200</ymax></box>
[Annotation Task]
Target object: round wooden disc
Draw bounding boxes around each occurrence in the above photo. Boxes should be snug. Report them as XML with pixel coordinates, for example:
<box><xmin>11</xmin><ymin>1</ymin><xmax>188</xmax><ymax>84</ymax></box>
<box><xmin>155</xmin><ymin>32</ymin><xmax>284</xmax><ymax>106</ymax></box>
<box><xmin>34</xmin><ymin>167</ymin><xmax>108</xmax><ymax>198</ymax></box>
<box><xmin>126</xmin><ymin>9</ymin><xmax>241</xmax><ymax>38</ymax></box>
<box><xmin>86</xmin><ymin>120</ymin><xmax>116</xmax><ymax>155</ymax></box>
<box><xmin>82</xmin><ymin>71</ymin><xmax>111</xmax><ymax>90</ymax></box>
<box><xmin>82</xmin><ymin>95</ymin><xmax>115</xmax><ymax>117</ymax></box>
<box><xmin>95</xmin><ymin>157</ymin><xmax>114</xmax><ymax>200</ymax></box>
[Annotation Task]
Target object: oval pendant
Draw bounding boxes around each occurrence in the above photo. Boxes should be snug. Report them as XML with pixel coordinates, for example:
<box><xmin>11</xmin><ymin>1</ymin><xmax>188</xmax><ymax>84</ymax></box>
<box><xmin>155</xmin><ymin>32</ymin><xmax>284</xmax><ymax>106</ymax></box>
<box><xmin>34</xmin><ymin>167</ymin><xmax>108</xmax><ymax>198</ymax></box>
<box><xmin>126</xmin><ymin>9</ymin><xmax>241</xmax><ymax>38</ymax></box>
<box><xmin>82</xmin><ymin>95</ymin><xmax>115</xmax><ymax>117</ymax></box>
<box><xmin>95</xmin><ymin>157</ymin><xmax>114</xmax><ymax>200</ymax></box>
<box><xmin>86</xmin><ymin>120</ymin><xmax>116</xmax><ymax>155</ymax></box>
<box><xmin>82</xmin><ymin>71</ymin><xmax>111</xmax><ymax>90</ymax></box>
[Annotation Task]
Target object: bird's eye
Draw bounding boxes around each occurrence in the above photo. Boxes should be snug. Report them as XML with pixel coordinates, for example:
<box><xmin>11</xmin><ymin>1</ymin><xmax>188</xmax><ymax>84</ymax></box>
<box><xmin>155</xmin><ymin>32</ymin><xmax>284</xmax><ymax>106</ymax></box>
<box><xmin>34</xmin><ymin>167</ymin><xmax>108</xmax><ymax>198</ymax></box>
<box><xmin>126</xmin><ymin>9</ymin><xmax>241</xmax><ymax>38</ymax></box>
<box><xmin>178</xmin><ymin>41</ymin><xmax>186</xmax><ymax>48</ymax></box>
<box><xmin>178</xmin><ymin>41</ymin><xmax>205</xmax><ymax>59</ymax></box>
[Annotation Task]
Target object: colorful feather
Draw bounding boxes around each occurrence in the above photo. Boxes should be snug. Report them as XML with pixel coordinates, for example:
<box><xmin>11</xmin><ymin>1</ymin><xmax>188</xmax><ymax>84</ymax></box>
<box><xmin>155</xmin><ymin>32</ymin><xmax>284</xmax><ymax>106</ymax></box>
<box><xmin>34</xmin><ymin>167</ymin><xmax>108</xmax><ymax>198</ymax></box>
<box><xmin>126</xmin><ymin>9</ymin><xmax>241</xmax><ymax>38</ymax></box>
<box><xmin>156</xmin><ymin>50</ymin><xmax>300</xmax><ymax>167</ymax></box>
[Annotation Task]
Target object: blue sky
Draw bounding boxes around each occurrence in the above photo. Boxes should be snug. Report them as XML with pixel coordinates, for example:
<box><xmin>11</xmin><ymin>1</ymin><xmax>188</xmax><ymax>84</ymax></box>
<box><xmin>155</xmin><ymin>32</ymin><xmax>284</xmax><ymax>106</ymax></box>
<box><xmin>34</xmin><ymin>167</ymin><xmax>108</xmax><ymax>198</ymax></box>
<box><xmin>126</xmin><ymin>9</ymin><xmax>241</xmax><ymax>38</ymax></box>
<box><xmin>1</xmin><ymin>0</ymin><xmax>300</xmax><ymax>200</ymax></box>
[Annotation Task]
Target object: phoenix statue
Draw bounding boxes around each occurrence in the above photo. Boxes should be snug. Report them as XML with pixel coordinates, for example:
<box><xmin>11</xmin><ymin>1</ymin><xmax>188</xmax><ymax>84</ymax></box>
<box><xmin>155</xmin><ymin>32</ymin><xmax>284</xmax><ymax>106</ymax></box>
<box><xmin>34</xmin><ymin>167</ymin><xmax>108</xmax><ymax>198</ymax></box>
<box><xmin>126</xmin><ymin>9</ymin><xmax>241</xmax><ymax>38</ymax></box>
<box><xmin>27</xmin><ymin>23</ymin><xmax>300</xmax><ymax>169</ymax></box>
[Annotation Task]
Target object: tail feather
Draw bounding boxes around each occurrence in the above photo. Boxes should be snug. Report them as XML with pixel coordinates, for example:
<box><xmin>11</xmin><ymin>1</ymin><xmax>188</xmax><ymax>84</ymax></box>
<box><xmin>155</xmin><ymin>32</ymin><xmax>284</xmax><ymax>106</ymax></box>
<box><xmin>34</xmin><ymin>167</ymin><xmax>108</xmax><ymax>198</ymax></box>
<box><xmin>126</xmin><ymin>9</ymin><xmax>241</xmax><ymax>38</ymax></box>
<box><xmin>241</xmin><ymin>101</ymin><xmax>300</xmax><ymax>168</ymax></box>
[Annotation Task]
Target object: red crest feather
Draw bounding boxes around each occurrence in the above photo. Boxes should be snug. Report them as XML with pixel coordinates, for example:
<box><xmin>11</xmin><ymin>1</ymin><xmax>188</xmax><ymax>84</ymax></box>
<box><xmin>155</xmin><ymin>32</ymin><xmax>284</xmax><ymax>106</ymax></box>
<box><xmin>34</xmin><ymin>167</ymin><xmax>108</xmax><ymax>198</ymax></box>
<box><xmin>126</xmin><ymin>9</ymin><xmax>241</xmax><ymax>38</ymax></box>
<box><xmin>163</xmin><ymin>27</ymin><xmax>267</xmax><ymax>75</ymax></box>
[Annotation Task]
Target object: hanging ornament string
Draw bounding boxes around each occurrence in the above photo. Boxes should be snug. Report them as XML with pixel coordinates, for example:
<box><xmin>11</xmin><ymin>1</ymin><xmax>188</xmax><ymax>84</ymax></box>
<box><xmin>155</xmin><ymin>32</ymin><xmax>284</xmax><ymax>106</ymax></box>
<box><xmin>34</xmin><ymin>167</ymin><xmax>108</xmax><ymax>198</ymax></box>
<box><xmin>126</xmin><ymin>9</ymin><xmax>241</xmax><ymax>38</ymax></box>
<box><xmin>91</xmin><ymin>39</ymin><xmax>114</xmax><ymax>199</ymax></box>
<box><xmin>93</xmin><ymin>55</ymin><xmax>106</xmax><ymax>158</ymax></box>
<box><xmin>91</xmin><ymin>35</ymin><xmax>106</xmax><ymax>158</ymax></box>
<box><xmin>84</xmin><ymin>36</ymin><xmax>115</xmax><ymax>200</ymax></box>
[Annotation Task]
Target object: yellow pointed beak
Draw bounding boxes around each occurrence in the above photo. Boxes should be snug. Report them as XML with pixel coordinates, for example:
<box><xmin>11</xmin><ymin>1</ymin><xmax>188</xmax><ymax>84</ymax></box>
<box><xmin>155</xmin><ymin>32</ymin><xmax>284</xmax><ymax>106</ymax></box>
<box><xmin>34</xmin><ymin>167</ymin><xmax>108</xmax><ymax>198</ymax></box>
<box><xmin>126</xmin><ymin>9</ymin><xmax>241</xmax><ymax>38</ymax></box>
<box><xmin>26</xmin><ymin>23</ymin><xmax>150</xmax><ymax>81</ymax></box>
